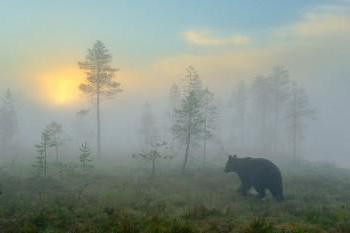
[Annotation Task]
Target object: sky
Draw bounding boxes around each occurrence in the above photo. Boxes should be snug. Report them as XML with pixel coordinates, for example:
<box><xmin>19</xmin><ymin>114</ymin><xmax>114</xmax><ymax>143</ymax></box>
<box><xmin>0</xmin><ymin>0</ymin><xmax>350</xmax><ymax>164</ymax></box>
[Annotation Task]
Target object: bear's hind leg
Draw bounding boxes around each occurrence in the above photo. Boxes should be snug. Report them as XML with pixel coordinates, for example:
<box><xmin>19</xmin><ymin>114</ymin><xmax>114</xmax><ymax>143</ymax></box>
<box><xmin>269</xmin><ymin>188</ymin><xmax>284</xmax><ymax>201</ymax></box>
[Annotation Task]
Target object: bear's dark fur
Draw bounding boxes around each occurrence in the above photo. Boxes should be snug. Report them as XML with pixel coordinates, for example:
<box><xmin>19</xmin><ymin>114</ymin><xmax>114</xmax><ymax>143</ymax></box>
<box><xmin>224</xmin><ymin>155</ymin><xmax>284</xmax><ymax>201</ymax></box>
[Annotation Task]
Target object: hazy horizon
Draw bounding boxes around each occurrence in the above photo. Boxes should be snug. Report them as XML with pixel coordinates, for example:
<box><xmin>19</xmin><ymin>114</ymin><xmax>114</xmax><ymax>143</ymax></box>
<box><xmin>1</xmin><ymin>0</ymin><xmax>350</xmax><ymax>167</ymax></box>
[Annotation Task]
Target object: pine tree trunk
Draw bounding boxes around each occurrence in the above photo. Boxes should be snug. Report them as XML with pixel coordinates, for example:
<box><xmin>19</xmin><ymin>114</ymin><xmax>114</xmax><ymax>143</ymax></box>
<box><xmin>55</xmin><ymin>146</ymin><xmax>59</xmax><ymax>163</ymax></box>
<box><xmin>44</xmin><ymin>146</ymin><xmax>47</xmax><ymax>177</ymax></box>
<box><xmin>241</xmin><ymin>111</ymin><xmax>245</xmax><ymax>150</ymax></box>
<box><xmin>151</xmin><ymin>158</ymin><xmax>156</xmax><ymax>177</ymax></box>
<box><xmin>96</xmin><ymin>87</ymin><xmax>101</xmax><ymax>158</ymax></box>
<box><xmin>182</xmin><ymin>127</ymin><xmax>191</xmax><ymax>174</ymax></box>
<box><xmin>292</xmin><ymin>115</ymin><xmax>297</xmax><ymax>160</ymax></box>
<box><xmin>203</xmin><ymin>113</ymin><xmax>207</xmax><ymax>167</ymax></box>
<box><xmin>292</xmin><ymin>93</ymin><xmax>298</xmax><ymax>161</ymax></box>
<box><xmin>273</xmin><ymin>103</ymin><xmax>279</xmax><ymax>155</ymax></box>
<box><xmin>292</xmin><ymin>130</ymin><xmax>296</xmax><ymax>160</ymax></box>
<box><xmin>203</xmin><ymin>138</ymin><xmax>207</xmax><ymax>167</ymax></box>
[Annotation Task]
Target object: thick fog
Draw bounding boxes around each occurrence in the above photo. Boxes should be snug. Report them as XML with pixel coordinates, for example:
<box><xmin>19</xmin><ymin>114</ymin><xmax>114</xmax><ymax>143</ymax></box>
<box><xmin>2</xmin><ymin>58</ymin><xmax>349</xmax><ymax>167</ymax></box>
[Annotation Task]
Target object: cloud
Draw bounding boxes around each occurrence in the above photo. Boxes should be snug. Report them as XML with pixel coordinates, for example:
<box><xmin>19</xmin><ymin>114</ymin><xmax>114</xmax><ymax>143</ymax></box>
<box><xmin>296</xmin><ymin>10</ymin><xmax>350</xmax><ymax>37</ymax></box>
<box><xmin>114</xmin><ymin>3</ymin><xmax>350</xmax><ymax>101</ymax></box>
<box><xmin>184</xmin><ymin>30</ymin><xmax>252</xmax><ymax>46</ymax></box>
<box><xmin>142</xmin><ymin>3</ymin><xmax>350</xmax><ymax>98</ymax></box>
<box><xmin>275</xmin><ymin>4</ymin><xmax>350</xmax><ymax>39</ymax></box>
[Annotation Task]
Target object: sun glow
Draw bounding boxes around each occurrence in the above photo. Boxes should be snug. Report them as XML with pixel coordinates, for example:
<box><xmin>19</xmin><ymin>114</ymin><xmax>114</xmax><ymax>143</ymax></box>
<box><xmin>37</xmin><ymin>68</ymin><xmax>85</xmax><ymax>106</ymax></box>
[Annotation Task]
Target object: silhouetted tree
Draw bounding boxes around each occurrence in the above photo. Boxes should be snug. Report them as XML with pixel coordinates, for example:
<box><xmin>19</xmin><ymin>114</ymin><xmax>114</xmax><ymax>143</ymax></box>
<box><xmin>34</xmin><ymin>129</ymin><xmax>50</xmax><ymax>177</ymax></box>
<box><xmin>168</xmin><ymin>83</ymin><xmax>181</xmax><ymax>149</ymax></box>
<box><xmin>201</xmin><ymin>87</ymin><xmax>217</xmax><ymax>166</ymax></box>
<box><xmin>140</xmin><ymin>102</ymin><xmax>158</xmax><ymax>149</ymax></box>
<box><xmin>173</xmin><ymin>66</ymin><xmax>205</xmax><ymax>174</ymax></box>
<box><xmin>251</xmin><ymin>76</ymin><xmax>273</xmax><ymax>154</ymax></box>
<box><xmin>268</xmin><ymin>66</ymin><xmax>291</xmax><ymax>154</ymax></box>
<box><xmin>73</xmin><ymin>109</ymin><xmax>95</xmax><ymax>144</ymax></box>
<box><xmin>229</xmin><ymin>80</ymin><xmax>248</xmax><ymax>151</ymax></box>
<box><xmin>46</xmin><ymin>121</ymin><xmax>63</xmax><ymax>163</ymax></box>
<box><xmin>286</xmin><ymin>83</ymin><xmax>315</xmax><ymax>159</ymax></box>
<box><xmin>79</xmin><ymin>41</ymin><xmax>122</xmax><ymax>157</ymax></box>
<box><xmin>0</xmin><ymin>89</ymin><xmax>18</xmax><ymax>152</ymax></box>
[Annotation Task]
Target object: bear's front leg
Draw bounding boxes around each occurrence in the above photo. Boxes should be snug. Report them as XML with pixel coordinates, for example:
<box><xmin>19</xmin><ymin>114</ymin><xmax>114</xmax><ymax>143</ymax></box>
<box><xmin>255</xmin><ymin>185</ymin><xmax>266</xmax><ymax>199</ymax></box>
<box><xmin>238</xmin><ymin>182</ymin><xmax>251</xmax><ymax>196</ymax></box>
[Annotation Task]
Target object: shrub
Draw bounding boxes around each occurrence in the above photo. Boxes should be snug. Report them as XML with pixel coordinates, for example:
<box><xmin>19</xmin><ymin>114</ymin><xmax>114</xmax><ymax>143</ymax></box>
<box><xmin>242</xmin><ymin>218</ymin><xmax>276</xmax><ymax>233</ymax></box>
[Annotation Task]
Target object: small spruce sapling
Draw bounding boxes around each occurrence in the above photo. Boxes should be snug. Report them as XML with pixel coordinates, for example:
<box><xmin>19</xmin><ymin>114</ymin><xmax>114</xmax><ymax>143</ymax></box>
<box><xmin>79</xmin><ymin>142</ymin><xmax>93</xmax><ymax>172</ymax></box>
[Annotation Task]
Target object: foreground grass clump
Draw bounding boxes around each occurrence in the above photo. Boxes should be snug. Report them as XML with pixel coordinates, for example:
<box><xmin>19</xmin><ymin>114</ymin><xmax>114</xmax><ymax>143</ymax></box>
<box><xmin>0</xmin><ymin>159</ymin><xmax>350</xmax><ymax>232</ymax></box>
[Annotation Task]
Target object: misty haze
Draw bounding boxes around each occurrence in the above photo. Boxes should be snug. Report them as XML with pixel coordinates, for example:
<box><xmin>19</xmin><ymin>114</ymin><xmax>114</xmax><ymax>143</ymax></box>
<box><xmin>1</xmin><ymin>1</ymin><xmax>350</xmax><ymax>232</ymax></box>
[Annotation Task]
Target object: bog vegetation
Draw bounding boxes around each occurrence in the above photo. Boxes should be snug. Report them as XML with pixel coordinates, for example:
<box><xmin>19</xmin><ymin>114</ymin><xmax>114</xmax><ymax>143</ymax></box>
<box><xmin>0</xmin><ymin>159</ymin><xmax>350</xmax><ymax>232</ymax></box>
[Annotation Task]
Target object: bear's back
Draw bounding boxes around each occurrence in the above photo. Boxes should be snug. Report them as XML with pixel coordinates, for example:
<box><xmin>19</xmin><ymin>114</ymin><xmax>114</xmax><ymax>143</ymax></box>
<box><xmin>236</xmin><ymin>157</ymin><xmax>280</xmax><ymax>177</ymax></box>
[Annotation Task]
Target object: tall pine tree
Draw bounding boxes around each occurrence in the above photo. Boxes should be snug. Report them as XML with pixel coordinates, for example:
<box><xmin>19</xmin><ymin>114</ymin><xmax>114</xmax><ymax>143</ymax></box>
<box><xmin>79</xmin><ymin>41</ymin><xmax>122</xmax><ymax>157</ymax></box>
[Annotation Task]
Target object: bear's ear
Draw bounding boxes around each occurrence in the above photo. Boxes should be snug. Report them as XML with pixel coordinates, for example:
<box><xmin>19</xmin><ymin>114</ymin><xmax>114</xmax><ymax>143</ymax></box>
<box><xmin>233</xmin><ymin>155</ymin><xmax>237</xmax><ymax>158</ymax></box>
<box><xmin>228</xmin><ymin>155</ymin><xmax>233</xmax><ymax>159</ymax></box>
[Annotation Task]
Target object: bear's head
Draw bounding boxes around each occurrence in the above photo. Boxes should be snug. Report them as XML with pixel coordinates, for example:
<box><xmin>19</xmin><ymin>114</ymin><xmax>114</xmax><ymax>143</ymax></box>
<box><xmin>224</xmin><ymin>155</ymin><xmax>238</xmax><ymax>173</ymax></box>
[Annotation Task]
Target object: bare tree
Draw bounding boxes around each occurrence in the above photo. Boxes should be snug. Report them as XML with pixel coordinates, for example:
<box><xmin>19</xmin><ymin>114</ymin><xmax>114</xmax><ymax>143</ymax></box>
<box><xmin>79</xmin><ymin>41</ymin><xmax>122</xmax><ymax>157</ymax></box>
<box><xmin>132</xmin><ymin>141</ymin><xmax>171</xmax><ymax>177</ymax></box>
<box><xmin>286</xmin><ymin>83</ymin><xmax>315</xmax><ymax>160</ymax></box>
<box><xmin>173</xmin><ymin>66</ymin><xmax>205</xmax><ymax>174</ymax></box>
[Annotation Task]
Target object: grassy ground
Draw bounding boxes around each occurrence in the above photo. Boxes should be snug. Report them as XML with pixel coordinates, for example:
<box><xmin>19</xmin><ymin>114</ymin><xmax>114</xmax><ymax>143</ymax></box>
<box><xmin>0</xmin><ymin>158</ymin><xmax>350</xmax><ymax>233</ymax></box>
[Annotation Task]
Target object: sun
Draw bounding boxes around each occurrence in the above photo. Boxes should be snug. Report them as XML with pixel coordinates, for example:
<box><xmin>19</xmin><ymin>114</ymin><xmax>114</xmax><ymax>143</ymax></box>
<box><xmin>37</xmin><ymin>68</ymin><xmax>85</xmax><ymax>106</ymax></box>
<box><xmin>56</xmin><ymin>80</ymin><xmax>74</xmax><ymax>105</ymax></box>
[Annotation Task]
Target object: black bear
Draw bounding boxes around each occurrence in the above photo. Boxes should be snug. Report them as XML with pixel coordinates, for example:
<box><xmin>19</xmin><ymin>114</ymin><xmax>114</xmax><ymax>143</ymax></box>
<box><xmin>224</xmin><ymin>155</ymin><xmax>284</xmax><ymax>201</ymax></box>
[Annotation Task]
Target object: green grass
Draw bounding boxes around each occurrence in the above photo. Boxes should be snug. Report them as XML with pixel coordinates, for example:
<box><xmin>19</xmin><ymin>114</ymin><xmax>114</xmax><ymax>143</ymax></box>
<box><xmin>0</xmin><ymin>158</ymin><xmax>350</xmax><ymax>232</ymax></box>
